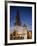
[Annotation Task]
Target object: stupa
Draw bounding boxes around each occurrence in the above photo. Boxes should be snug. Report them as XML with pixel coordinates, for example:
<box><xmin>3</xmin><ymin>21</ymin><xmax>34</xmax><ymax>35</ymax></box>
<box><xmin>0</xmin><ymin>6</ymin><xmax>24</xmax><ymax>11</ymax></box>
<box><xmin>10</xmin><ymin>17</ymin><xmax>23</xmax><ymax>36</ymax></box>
<box><xmin>14</xmin><ymin>10</ymin><xmax>27</xmax><ymax>39</ymax></box>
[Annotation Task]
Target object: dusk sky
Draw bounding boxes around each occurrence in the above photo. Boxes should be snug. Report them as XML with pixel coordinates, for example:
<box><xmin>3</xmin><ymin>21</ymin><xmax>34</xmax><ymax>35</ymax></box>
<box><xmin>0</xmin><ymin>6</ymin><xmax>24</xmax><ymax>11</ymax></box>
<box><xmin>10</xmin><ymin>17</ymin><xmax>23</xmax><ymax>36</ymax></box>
<box><xmin>10</xmin><ymin>6</ymin><xmax>32</xmax><ymax>32</ymax></box>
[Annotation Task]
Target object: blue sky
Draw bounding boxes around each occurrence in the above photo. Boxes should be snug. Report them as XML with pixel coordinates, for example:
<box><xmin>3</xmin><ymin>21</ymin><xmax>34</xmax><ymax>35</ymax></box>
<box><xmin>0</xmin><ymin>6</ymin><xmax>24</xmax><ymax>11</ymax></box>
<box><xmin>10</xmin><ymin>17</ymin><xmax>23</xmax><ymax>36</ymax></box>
<box><xmin>10</xmin><ymin>6</ymin><xmax>32</xmax><ymax>32</ymax></box>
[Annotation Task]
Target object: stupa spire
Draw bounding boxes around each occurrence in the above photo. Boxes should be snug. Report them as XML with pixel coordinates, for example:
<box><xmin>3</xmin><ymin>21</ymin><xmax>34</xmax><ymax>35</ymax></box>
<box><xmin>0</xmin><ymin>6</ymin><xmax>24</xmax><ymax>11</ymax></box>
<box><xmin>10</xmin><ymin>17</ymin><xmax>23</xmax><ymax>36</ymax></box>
<box><xmin>15</xmin><ymin>10</ymin><xmax>21</xmax><ymax>26</ymax></box>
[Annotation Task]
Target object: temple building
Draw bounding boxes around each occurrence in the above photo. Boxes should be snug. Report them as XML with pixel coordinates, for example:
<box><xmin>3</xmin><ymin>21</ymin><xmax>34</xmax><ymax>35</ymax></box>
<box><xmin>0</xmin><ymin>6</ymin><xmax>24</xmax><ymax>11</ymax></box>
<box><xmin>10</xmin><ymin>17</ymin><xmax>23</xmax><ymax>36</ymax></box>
<box><xmin>10</xmin><ymin>10</ymin><xmax>28</xmax><ymax>40</ymax></box>
<box><xmin>13</xmin><ymin>10</ymin><xmax>28</xmax><ymax>39</ymax></box>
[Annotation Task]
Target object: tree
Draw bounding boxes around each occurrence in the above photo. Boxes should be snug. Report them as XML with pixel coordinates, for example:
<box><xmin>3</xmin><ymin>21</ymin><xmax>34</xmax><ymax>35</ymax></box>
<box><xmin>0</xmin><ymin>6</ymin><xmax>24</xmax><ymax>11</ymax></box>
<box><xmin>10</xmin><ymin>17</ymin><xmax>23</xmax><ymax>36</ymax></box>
<box><xmin>13</xmin><ymin>30</ymin><xmax>17</xmax><ymax>36</ymax></box>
